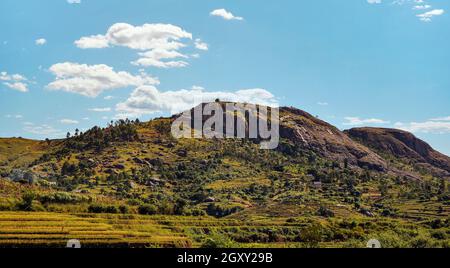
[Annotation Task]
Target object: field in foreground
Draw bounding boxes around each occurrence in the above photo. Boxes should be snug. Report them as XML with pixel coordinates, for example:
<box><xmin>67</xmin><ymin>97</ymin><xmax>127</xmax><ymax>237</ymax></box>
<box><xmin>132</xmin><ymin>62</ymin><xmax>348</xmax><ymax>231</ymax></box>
<box><xmin>1</xmin><ymin>104</ymin><xmax>449</xmax><ymax>248</ymax></box>
<box><xmin>0</xmin><ymin>211</ymin><xmax>449</xmax><ymax>248</ymax></box>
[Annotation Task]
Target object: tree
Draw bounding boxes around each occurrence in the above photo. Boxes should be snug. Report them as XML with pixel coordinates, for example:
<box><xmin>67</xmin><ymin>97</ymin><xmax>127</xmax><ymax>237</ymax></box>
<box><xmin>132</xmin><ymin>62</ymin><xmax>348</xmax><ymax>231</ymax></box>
<box><xmin>299</xmin><ymin>224</ymin><xmax>323</xmax><ymax>248</ymax></box>
<box><xmin>344</xmin><ymin>158</ymin><xmax>349</xmax><ymax>169</ymax></box>
<box><xmin>66</xmin><ymin>132</ymin><xmax>71</xmax><ymax>139</ymax></box>
<box><xmin>45</xmin><ymin>138</ymin><xmax>51</xmax><ymax>146</ymax></box>
<box><xmin>438</xmin><ymin>179</ymin><xmax>447</xmax><ymax>195</ymax></box>
<box><xmin>138</xmin><ymin>204</ymin><xmax>158</xmax><ymax>215</ymax></box>
<box><xmin>18</xmin><ymin>191</ymin><xmax>36</xmax><ymax>211</ymax></box>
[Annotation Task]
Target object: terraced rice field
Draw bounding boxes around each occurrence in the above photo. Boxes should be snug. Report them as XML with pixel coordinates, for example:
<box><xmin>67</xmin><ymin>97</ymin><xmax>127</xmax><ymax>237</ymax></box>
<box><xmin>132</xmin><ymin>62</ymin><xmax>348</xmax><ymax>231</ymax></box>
<box><xmin>0</xmin><ymin>212</ymin><xmax>302</xmax><ymax>248</ymax></box>
<box><xmin>0</xmin><ymin>212</ymin><xmax>197</xmax><ymax>248</ymax></box>
<box><xmin>393</xmin><ymin>200</ymin><xmax>450</xmax><ymax>220</ymax></box>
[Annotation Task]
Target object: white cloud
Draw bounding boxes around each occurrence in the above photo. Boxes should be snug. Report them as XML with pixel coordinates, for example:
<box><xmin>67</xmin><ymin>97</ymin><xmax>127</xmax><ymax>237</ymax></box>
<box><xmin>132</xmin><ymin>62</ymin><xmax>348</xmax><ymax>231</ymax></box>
<box><xmin>104</xmin><ymin>95</ymin><xmax>115</xmax><ymax>100</ymax></box>
<box><xmin>371</xmin><ymin>0</ymin><xmax>445</xmax><ymax>22</ymax></box>
<box><xmin>1</xmin><ymin>71</ymin><xmax>29</xmax><ymax>92</ymax></box>
<box><xmin>194</xmin><ymin>39</ymin><xmax>209</xmax><ymax>51</ymax></box>
<box><xmin>417</xmin><ymin>9</ymin><xmax>444</xmax><ymax>22</ymax></box>
<box><xmin>59</xmin><ymin>119</ymin><xmax>79</xmax><ymax>125</ymax></box>
<box><xmin>67</xmin><ymin>0</ymin><xmax>81</xmax><ymax>4</ymax></box>
<box><xmin>75</xmin><ymin>23</ymin><xmax>192</xmax><ymax>50</ymax></box>
<box><xmin>395</xmin><ymin>121</ymin><xmax>450</xmax><ymax>134</ymax></box>
<box><xmin>430</xmin><ymin>116</ymin><xmax>450</xmax><ymax>121</ymax></box>
<box><xmin>413</xmin><ymin>5</ymin><xmax>431</xmax><ymax>10</ymax></box>
<box><xmin>47</xmin><ymin>62</ymin><xmax>159</xmax><ymax>97</ymax></box>
<box><xmin>1</xmin><ymin>72</ymin><xmax>26</xmax><ymax>82</ymax></box>
<box><xmin>115</xmin><ymin>86</ymin><xmax>278</xmax><ymax>117</ymax></box>
<box><xmin>88</xmin><ymin>107</ymin><xmax>111</xmax><ymax>112</ymax></box>
<box><xmin>343</xmin><ymin>117</ymin><xmax>390</xmax><ymax>126</ymax></box>
<box><xmin>395</xmin><ymin>116</ymin><xmax>450</xmax><ymax>134</ymax></box>
<box><xmin>191</xmin><ymin>85</ymin><xmax>205</xmax><ymax>90</ymax></box>
<box><xmin>4</xmin><ymin>114</ymin><xmax>23</xmax><ymax>119</ymax></box>
<box><xmin>131</xmin><ymin>49</ymin><xmax>189</xmax><ymax>68</ymax></box>
<box><xmin>317</xmin><ymin>102</ymin><xmax>329</xmax><ymax>106</ymax></box>
<box><xmin>23</xmin><ymin>123</ymin><xmax>62</xmax><ymax>137</ymax></box>
<box><xmin>75</xmin><ymin>35</ymin><xmax>108</xmax><ymax>49</ymax></box>
<box><xmin>75</xmin><ymin>23</ymin><xmax>194</xmax><ymax>68</ymax></box>
<box><xmin>210</xmin><ymin>9</ymin><xmax>244</xmax><ymax>21</ymax></box>
<box><xmin>35</xmin><ymin>38</ymin><xmax>47</xmax><ymax>46</ymax></box>
<box><xmin>3</xmin><ymin>82</ymin><xmax>28</xmax><ymax>92</ymax></box>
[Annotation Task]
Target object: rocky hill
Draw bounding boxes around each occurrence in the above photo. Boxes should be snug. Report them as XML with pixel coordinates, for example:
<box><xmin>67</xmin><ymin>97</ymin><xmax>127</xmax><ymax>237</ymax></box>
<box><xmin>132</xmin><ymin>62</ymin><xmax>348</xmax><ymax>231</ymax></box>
<box><xmin>0</xmin><ymin>103</ymin><xmax>448</xmax><ymax>223</ymax></box>
<box><xmin>345</xmin><ymin>127</ymin><xmax>450</xmax><ymax>177</ymax></box>
<box><xmin>279</xmin><ymin>107</ymin><xmax>387</xmax><ymax>172</ymax></box>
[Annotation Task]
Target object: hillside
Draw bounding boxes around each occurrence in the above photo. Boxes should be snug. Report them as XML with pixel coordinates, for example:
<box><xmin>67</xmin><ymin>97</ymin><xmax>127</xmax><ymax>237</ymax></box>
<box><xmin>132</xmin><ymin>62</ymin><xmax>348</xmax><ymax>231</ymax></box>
<box><xmin>279</xmin><ymin>107</ymin><xmax>387</xmax><ymax>172</ymax></box>
<box><xmin>345</xmin><ymin>128</ymin><xmax>450</xmax><ymax>178</ymax></box>
<box><xmin>0</xmin><ymin>138</ymin><xmax>48</xmax><ymax>170</ymax></box>
<box><xmin>0</xmin><ymin>103</ymin><xmax>449</xmax><ymax>248</ymax></box>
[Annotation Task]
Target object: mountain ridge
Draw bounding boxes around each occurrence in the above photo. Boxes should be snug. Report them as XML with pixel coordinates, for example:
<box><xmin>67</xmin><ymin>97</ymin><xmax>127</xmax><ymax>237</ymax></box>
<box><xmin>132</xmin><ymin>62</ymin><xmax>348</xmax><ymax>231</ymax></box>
<box><xmin>1</xmin><ymin>103</ymin><xmax>449</xmax><ymax>180</ymax></box>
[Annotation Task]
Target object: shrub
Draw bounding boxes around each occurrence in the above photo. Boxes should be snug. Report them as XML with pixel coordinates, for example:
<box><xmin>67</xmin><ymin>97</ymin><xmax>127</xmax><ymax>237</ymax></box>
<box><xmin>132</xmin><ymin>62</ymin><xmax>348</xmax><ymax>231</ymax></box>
<box><xmin>119</xmin><ymin>205</ymin><xmax>130</xmax><ymax>214</ymax></box>
<box><xmin>39</xmin><ymin>192</ymin><xmax>89</xmax><ymax>204</ymax></box>
<box><xmin>317</xmin><ymin>206</ymin><xmax>335</xmax><ymax>218</ymax></box>
<box><xmin>87</xmin><ymin>204</ymin><xmax>104</xmax><ymax>213</ymax></box>
<box><xmin>17</xmin><ymin>191</ymin><xmax>36</xmax><ymax>211</ymax></box>
<box><xmin>299</xmin><ymin>224</ymin><xmax>323</xmax><ymax>248</ymax></box>
<box><xmin>105</xmin><ymin>205</ymin><xmax>119</xmax><ymax>214</ymax></box>
<box><xmin>138</xmin><ymin>204</ymin><xmax>158</xmax><ymax>215</ymax></box>
<box><xmin>87</xmin><ymin>204</ymin><xmax>119</xmax><ymax>214</ymax></box>
<box><xmin>206</xmin><ymin>203</ymin><xmax>244</xmax><ymax>218</ymax></box>
<box><xmin>191</xmin><ymin>209</ymin><xmax>206</xmax><ymax>216</ymax></box>
<box><xmin>0</xmin><ymin>203</ymin><xmax>13</xmax><ymax>211</ymax></box>
<box><xmin>201</xmin><ymin>233</ymin><xmax>239</xmax><ymax>248</ymax></box>
<box><xmin>410</xmin><ymin>236</ymin><xmax>434</xmax><ymax>248</ymax></box>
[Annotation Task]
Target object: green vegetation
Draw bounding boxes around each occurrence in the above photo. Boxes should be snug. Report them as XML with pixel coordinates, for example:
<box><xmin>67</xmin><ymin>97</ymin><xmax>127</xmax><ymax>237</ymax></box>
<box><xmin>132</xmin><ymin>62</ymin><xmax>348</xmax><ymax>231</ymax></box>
<box><xmin>0</xmin><ymin>106</ymin><xmax>449</xmax><ymax>248</ymax></box>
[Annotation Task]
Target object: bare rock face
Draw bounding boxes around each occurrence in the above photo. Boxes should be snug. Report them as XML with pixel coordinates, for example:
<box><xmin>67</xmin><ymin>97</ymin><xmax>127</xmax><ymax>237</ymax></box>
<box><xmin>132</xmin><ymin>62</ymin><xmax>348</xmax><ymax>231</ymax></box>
<box><xmin>345</xmin><ymin>127</ymin><xmax>450</xmax><ymax>177</ymax></box>
<box><xmin>279</xmin><ymin>107</ymin><xmax>387</xmax><ymax>172</ymax></box>
<box><xmin>9</xmin><ymin>169</ymin><xmax>37</xmax><ymax>184</ymax></box>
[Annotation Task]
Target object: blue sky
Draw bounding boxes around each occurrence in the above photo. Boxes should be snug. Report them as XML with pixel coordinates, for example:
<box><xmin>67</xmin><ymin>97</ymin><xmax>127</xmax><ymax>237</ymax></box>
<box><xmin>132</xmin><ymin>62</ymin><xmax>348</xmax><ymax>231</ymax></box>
<box><xmin>1</xmin><ymin>0</ymin><xmax>450</xmax><ymax>155</ymax></box>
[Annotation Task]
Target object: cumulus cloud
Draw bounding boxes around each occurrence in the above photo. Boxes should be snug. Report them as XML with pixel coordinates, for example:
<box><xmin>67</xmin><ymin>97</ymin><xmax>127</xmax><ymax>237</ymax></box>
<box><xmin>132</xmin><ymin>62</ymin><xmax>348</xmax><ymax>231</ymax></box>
<box><xmin>343</xmin><ymin>117</ymin><xmax>390</xmax><ymax>126</ymax></box>
<box><xmin>46</xmin><ymin>62</ymin><xmax>159</xmax><ymax>97</ymax></box>
<box><xmin>75</xmin><ymin>35</ymin><xmax>108</xmax><ymax>49</ymax></box>
<box><xmin>413</xmin><ymin>5</ymin><xmax>431</xmax><ymax>10</ymax></box>
<box><xmin>35</xmin><ymin>38</ymin><xmax>47</xmax><ymax>46</ymax></box>
<box><xmin>4</xmin><ymin>114</ymin><xmax>23</xmax><ymax>119</ymax></box>
<box><xmin>4</xmin><ymin>82</ymin><xmax>28</xmax><ymax>92</ymax></box>
<box><xmin>370</xmin><ymin>0</ymin><xmax>445</xmax><ymax>22</ymax></box>
<box><xmin>210</xmin><ymin>9</ymin><xmax>244</xmax><ymax>21</ymax></box>
<box><xmin>75</xmin><ymin>23</ymin><xmax>192</xmax><ymax>50</ymax></box>
<box><xmin>131</xmin><ymin>49</ymin><xmax>189</xmax><ymax>68</ymax></box>
<box><xmin>115</xmin><ymin>86</ymin><xmax>278</xmax><ymax>117</ymax></box>
<box><xmin>75</xmin><ymin>23</ymin><xmax>194</xmax><ymax>68</ymax></box>
<box><xmin>59</xmin><ymin>119</ymin><xmax>79</xmax><ymax>125</ymax></box>
<box><xmin>417</xmin><ymin>9</ymin><xmax>444</xmax><ymax>22</ymax></box>
<box><xmin>88</xmin><ymin>107</ymin><xmax>112</xmax><ymax>112</ymax></box>
<box><xmin>210</xmin><ymin>8</ymin><xmax>244</xmax><ymax>20</ymax></box>
<box><xmin>23</xmin><ymin>123</ymin><xmax>62</xmax><ymax>137</ymax></box>
<box><xmin>67</xmin><ymin>0</ymin><xmax>81</xmax><ymax>4</ymax></box>
<box><xmin>395</xmin><ymin>121</ymin><xmax>450</xmax><ymax>134</ymax></box>
<box><xmin>430</xmin><ymin>116</ymin><xmax>450</xmax><ymax>121</ymax></box>
<box><xmin>194</xmin><ymin>39</ymin><xmax>209</xmax><ymax>51</ymax></box>
<box><xmin>1</xmin><ymin>71</ymin><xmax>29</xmax><ymax>92</ymax></box>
